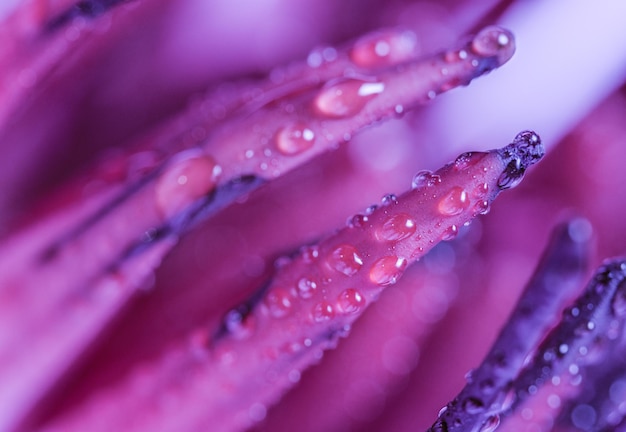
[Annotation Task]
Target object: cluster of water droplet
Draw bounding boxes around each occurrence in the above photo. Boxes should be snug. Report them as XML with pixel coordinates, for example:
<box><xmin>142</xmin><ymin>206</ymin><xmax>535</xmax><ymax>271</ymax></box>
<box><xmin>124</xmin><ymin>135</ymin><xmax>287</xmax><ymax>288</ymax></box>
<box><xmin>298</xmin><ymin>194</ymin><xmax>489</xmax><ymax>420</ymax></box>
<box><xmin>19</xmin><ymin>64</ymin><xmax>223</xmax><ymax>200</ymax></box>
<box><xmin>497</xmin><ymin>131</ymin><xmax>544</xmax><ymax>190</ymax></box>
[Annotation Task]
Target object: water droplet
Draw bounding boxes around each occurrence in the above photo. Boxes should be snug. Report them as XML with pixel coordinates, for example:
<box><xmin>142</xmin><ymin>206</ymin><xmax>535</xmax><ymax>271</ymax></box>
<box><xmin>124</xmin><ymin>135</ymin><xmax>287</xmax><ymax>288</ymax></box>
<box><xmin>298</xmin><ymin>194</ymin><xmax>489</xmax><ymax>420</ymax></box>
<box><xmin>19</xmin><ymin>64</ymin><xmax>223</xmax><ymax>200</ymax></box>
<box><xmin>381</xmin><ymin>193</ymin><xmax>398</xmax><ymax>206</ymax></box>
<box><xmin>558</xmin><ymin>343</ymin><xmax>569</xmax><ymax>355</ymax></box>
<box><xmin>311</xmin><ymin>301</ymin><xmax>335</xmax><ymax>322</ymax></box>
<box><xmin>441</xmin><ymin>225</ymin><xmax>458</xmax><ymax>241</ymax></box>
<box><xmin>275</xmin><ymin>123</ymin><xmax>315</xmax><ymax>155</ymax></box>
<box><xmin>473</xmin><ymin>200</ymin><xmax>491</xmax><ymax>215</ymax></box>
<box><xmin>223</xmin><ymin>307</ymin><xmax>255</xmax><ymax>339</ymax></box>
<box><xmin>498</xmin><ymin>131</ymin><xmax>544</xmax><ymax>190</ymax></box>
<box><xmin>471</xmin><ymin>26</ymin><xmax>515</xmax><ymax>65</ymax></box>
<box><xmin>369</xmin><ymin>256</ymin><xmax>408</xmax><ymax>286</ymax></box>
<box><xmin>307</xmin><ymin>46</ymin><xmax>337</xmax><ymax>67</ymax></box>
<box><xmin>463</xmin><ymin>397</ymin><xmax>485</xmax><ymax>414</ymax></box>
<box><xmin>346</xmin><ymin>214</ymin><xmax>369</xmax><ymax>228</ymax></box>
<box><xmin>365</xmin><ymin>205</ymin><xmax>378</xmax><ymax>215</ymax></box>
<box><xmin>314</xmin><ymin>79</ymin><xmax>385</xmax><ymax>118</ymax></box>
<box><xmin>155</xmin><ymin>154</ymin><xmax>221</xmax><ymax>219</ymax></box>
<box><xmin>444</xmin><ymin>49</ymin><xmax>469</xmax><ymax>63</ymax></box>
<box><xmin>411</xmin><ymin>170</ymin><xmax>441</xmax><ymax>189</ymax></box>
<box><xmin>337</xmin><ymin>289</ymin><xmax>365</xmax><ymax>314</ymax></box>
<box><xmin>438</xmin><ymin>187</ymin><xmax>470</xmax><ymax>216</ymax></box>
<box><xmin>377</xmin><ymin>213</ymin><xmax>417</xmax><ymax>241</ymax></box>
<box><xmin>454</xmin><ymin>152</ymin><xmax>480</xmax><ymax>170</ymax></box>
<box><xmin>497</xmin><ymin>159</ymin><xmax>525</xmax><ymax>190</ymax></box>
<box><xmin>351</xmin><ymin>30</ymin><xmax>418</xmax><ymax>68</ymax></box>
<box><xmin>300</xmin><ymin>245</ymin><xmax>320</xmax><ymax>263</ymax></box>
<box><xmin>297</xmin><ymin>277</ymin><xmax>318</xmax><ymax>299</ymax></box>
<box><xmin>265</xmin><ymin>288</ymin><xmax>293</xmax><ymax>318</ymax></box>
<box><xmin>472</xmin><ymin>182</ymin><xmax>489</xmax><ymax>197</ymax></box>
<box><xmin>328</xmin><ymin>244</ymin><xmax>364</xmax><ymax>276</ymax></box>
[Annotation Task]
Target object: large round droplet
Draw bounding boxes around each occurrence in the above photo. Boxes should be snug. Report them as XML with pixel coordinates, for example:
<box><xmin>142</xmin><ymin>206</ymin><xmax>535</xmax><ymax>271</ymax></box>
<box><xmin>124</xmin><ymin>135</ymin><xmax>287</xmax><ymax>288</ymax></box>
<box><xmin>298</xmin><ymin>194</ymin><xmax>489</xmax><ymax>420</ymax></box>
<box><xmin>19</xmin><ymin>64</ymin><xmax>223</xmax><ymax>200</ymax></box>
<box><xmin>314</xmin><ymin>79</ymin><xmax>385</xmax><ymax>118</ymax></box>
<box><xmin>265</xmin><ymin>288</ymin><xmax>293</xmax><ymax>318</ymax></box>
<box><xmin>438</xmin><ymin>187</ymin><xmax>470</xmax><ymax>216</ymax></box>
<box><xmin>328</xmin><ymin>244</ymin><xmax>364</xmax><ymax>276</ymax></box>
<box><xmin>155</xmin><ymin>154</ymin><xmax>221</xmax><ymax>219</ymax></box>
<box><xmin>337</xmin><ymin>289</ymin><xmax>365</xmax><ymax>314</ymax></box>
<box><xmin>351</xmin><ymin>30</ymin><xmax>418</xmax><ymax>68</ymax></box>
<box><xmin>369</xmin><ymin>256</ymin><xmax>408</xmax><ymax>286</ymax></box>
<box><xmin>311</xmin><ymin>301</ymin><xmax>335</xmax><ymax>322</ymax></box>
<box><xmin>471</xmin><ymin>26</ymin><xmax>515</xmax><ymax>65</ymax></box>
<box><xmin>275</xmin><ymin>123</ymin><xmax>315</xmax><ymax>155</ymax></box>
<box><xmin>377</xmin><ymin>213</ymin><xmax>417</xmax><ymax>241</ymax></box>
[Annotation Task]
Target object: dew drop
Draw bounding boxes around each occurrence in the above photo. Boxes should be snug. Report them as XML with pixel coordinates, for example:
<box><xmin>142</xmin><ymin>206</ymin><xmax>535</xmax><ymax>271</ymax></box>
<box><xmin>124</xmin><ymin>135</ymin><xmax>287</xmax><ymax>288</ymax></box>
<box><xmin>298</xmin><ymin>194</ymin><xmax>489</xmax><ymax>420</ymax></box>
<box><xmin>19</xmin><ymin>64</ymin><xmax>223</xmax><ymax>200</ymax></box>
<box><xmin>444</xmin><ymin>49</ymin><xmax>469</xmax><ymax>63</ymax></box>
<box><xmin>471</xmin><ymin>26</ymin><xmax>515</xmax><ymax>64</ymax></box>
<box><xmin>497</xmin><ymin>159</ymin><xmax>525</xmax><ymax>190</ymax></box>
<box><xmin>314</xmin><ymin>79</ymin><xmax>385</xmax><ymax>118</ymax></box>
<box><xmin>454</xmin><ymin>152</ymin><xmax>480</xmax><ymax>170</ymax></box>
<box><xmin>155</xmin><ymin>154</ymin><xmax>221</xmax><ymax>219</ymax></box>
<box><xmin>311</xmin><ymin>301</ymin><xmax>335</xmax><ymax>322</ymax></box>
<box><xmin>472</xmin><ymin>182</ymin><xmax>489</xmax><ymax>197</ymax></box>
<box><xmin>307</xmin><ymin>46</ymin><xmax>337</xmax><ymax>68</ymax></box>
<box><xmin>381</xmin><ymin>193</ymin><xmax>398</xmax><ymax>206</ymax></box>
<box><xmin>473</xmin><ymin>200</ymin><xmax>491</xmax><ymax>215</ymax></box>
<box><xmin>275</xmin><ymin>123</ymin><xmax>315</xmax><ymax>155</ymax></box>
<box><xmin>297</xmin><ymin>277</ymin><xmax>318</xmax><ymax>299</ymax></box>
<box><xmin>351</xmin><ymin>29</ymin><xmax>418</xmax><ymax>68</ymax></box>
<box><xmin>265</xmin><ymin>288</ymin><xmax>293</xmax><ymax>318</ymax></box>
<box><xmin>337</xmin><ymin>289</ymin><xmax>366</xmax><ymax>314</ymax></box>
<box><xmin>369</xmin><ymin>256</ymin><xmax>408</xmax><ymax>286</ymax></box>
<box><xmin>328</xmin><ymin>244</ymin><xmax>364</xmax><ymax>276</ymax></box>
<box><xmin>438</xmin><ymin>187</ymin><xmax>470</xmax><ymax>216</ymax></box>
<box><xmin>411</xmin><ymin>170</ymin><xmax>441</xmax><ymax>189</ymax></box>
<box><xmin>346</xmin><ymin>213</ymin><xmax>369</xmax><ymax>228</ymax></box>
<box><xmin>223</xmin><ymin>307</ymin><xmax>255</xmax><ymax>339</ymax></box>
<box><xmin>365</xmin><ymin>205</ymin><xmax>378</xmax><ymax>215</ymax></box>
<box><xmin>377</xmin><ymin>213</ymin><xmax>417</xmax><ymax>241</ymax></box>
<box><xmin>441</xmin><ymin>225</ymin><xmax>458</xmax><ymax>241</ymax></box>
<box><xmin>300</xmin><ymin>245</ymin><xmax>320</xmax><ymax>263</ymax></box>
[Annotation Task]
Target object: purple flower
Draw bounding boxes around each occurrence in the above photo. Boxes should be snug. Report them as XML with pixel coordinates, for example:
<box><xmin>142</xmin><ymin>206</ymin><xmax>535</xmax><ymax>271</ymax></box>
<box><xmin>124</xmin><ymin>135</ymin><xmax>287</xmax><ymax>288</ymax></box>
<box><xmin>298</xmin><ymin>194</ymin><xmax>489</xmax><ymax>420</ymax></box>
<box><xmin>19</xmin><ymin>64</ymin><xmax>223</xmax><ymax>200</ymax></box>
<box><xmin>1</xmin><ymin>1</ymin><xmax>626</xmax><ymax>431</ymax></box>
